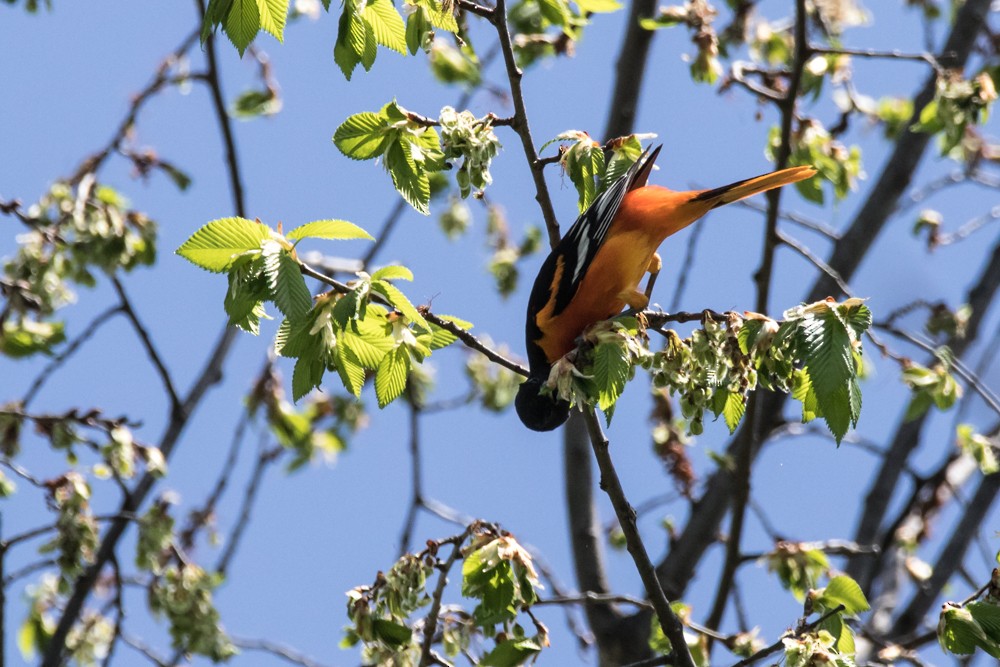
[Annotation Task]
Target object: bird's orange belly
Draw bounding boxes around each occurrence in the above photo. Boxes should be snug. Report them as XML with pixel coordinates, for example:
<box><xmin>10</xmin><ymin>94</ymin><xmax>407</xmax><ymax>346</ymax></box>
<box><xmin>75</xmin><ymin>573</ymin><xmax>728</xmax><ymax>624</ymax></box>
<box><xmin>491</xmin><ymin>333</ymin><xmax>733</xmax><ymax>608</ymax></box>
<box><xmin>535</xmin><ymin>230</ymin><xmax>658</xmax><ymax>363</ymax></box>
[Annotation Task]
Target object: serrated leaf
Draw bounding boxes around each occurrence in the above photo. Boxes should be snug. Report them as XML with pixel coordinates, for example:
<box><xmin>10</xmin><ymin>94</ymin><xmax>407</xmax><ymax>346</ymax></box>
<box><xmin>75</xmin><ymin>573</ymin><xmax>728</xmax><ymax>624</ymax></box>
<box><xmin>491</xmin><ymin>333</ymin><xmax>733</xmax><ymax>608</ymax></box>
<box><xmin>334</xmin><ymin>5</ymin><xmax>364</xmax><ymax>78</ymax></box>
<box><xmin>334</xmin><ymin>111</ymin><xmax>392</xmax><ymax>160</ymax></box>
<box><xmin>427</xmin><ymin>314</ymin><xmax>471</xmax><ymax>349</ymax></box>
<box><xmin>275</xmin><ymin>316</ymin><xmax>321</xmax><ymax>358</ymax></box>
<box><xmin>224</xmin><ymin>256</ymin><xmax>269</xmax><ymax>334</ymax></box>
<box><xmin>262</xmin><ymin>243</ymin><xmax>312</xmax><ymax>321</ymax></box>
<box><xmin>371</xmin><ymin>265</ymin><xmax>413</xmax><ymax>281</ymax></box>
<box><xmin>970</xmin><ymin>601</ymin><xmax>1000</xmax><ymax>644</ymax></box>
<box><xmin>176</xmin><ymin>217</ymin><xmax>271</xmax><ymax>273</ymax></box>
<box><xmin>340</xmin><ymin>319</ymin><xmax>394</xmax><ymax>368</ymax></box>
<box><xmin>593</xmin><ymin>343</ymin><xmax>630</xmax><ymax>412</ymax></box>
<box><xmin>360</xmin><ymin>18</ymin><xmax>378</xmax><ymax>70</ymax></box>
<box><xmin>286</xmin><ymin>219</ymin><xmax>374</xmax><ymax>241</ymax></box>
<box><xmin>371</xmin><ymin>279</ymin><xmax>429</xmax><ymax>330</ymax></box>
<box><xmin>292</xmin><ymin>356</ymin><xmax>325</xmax><ymax>400</ymax></box>
<box><xmin>332</xmin><ymin>285</ymin><xmax>369</xmax><ymax>329</ymax></box>
<box><xmin>818</xmin><ymin>575</ymin><xmax>870</xmax><ymax>615</ymax></box>
<box><xmin>256</xmin><ymin>0</ymin><xmax>288</xmax><ymax>40</ymax></box>
<box><xmin>224</xmin><ymin>0</ymin><xmax>261</xmax><ymax>55</ymax></box>
<box><xmin>365</xmin><ymin>0</ymin><xmax>407</xmax><ymax>54</ymax></box>
<box><xmin>336</xmin><ymin>341</ymin><xmax>368</xmax><ymax>396</ymax></box>
<box><xmin>420</xmin><ymin>0</ymin><xmax>458</xmax><ymax>31</ymax></box>
<box><xmin>202</xmin><ymin>0</ymin><xmax>235</xmax><ymax>42</ymax></box>
<box><xmin>384</xmin><ymin>132</ymin><xmax>431</xmax><ymax>214</ymax></box>
<box><xmin>375</xmin><ymin>345</ymin><xmax>410</xmax><ymax>407</ymax></box>
<box><xmin>721</xmin><ymin>390</ymin><xmax>745</xmax><ymax>433</ymax></box>
<box><xmin>798</xmin><ymin>306</ymin><xmax>855</xmax><ymax>442</ymax></box>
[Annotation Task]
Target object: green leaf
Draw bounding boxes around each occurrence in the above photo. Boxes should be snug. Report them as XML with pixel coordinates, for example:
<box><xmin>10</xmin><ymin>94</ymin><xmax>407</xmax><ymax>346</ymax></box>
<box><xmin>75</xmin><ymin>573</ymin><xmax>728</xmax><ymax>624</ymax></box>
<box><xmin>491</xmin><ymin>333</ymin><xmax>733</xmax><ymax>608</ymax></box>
<box><xmin>224</xmin><ymin>0</ymin><xmax>261</xmax><ymax>55</ymax></box>
<box><xmin>334</xmin><ymin>3</ymin><xmax>364</xmax><ymax>79</ymax></box>
<box><xmin>385</xmin><ymin>140</ymin><xmax>430</xmax><ymax>214</ymax></box>
<box><xmin>375</xmin><ymin>345</ymin><xmax>410</xmax><ymax>407</ymax></box>
<box><xmin>292</xmin><ymin>356</ymin><xmax>325</xmax><ymax>400</ymax></box>
<box><xmin>593</xmin><ymin>343</ymin><xmax>630</xmax><ymax>412</ymax></box>
<box><xmin>419</xmin><ymin>0</ymin><xmax>458</xmax><ymax>31</ymax></box>
<box><xmin>286</xmin><ymin>219</ymin><xmax>374</xmax><ymax>241</ymax></box>
<box><xmin>798</xmin><ymin>305</ymin><xmax>856</xmax><ymax>442</ymax></box>
<box><xmin>176</xmin><ymin>217</ymin><xmax>271</xmax><ymax>273</ymax></box>
<box><xmin>816</xmin><ymin>613</ymin><xmax>855</xmax><ymax>656</ymax></box>
<box><xmin>365</xmin><ymin>0</ymin><xmax>407</xmax><ymax>54</ymax></box>
<box><xmin>371</xmin><ymin>618</ymin><xmax>413</xmax><ymax>647</ymax></box>
<box><xmin>224</xmin><ymin>256</ymin><xmax>269</xmax><ymax>334</ymax></box>
<box><xmin>970</xmin><ymin>601</ymin><xmax>1000</xmax><ymax>644</ymax></box>
<box><xmin>371</xmin><ymin>265</ymin><xmax>413</xmax><ymax>282</ymax></box>
<box><xmin>262</xmin><ymin>242</ymin><xmax>313</xmax><ymax>321</ymax></box>
<box><xmin>481</xmin><ymin>638</ymin><xmax>543</xmax><ymax>666</ymax></box>
<box><xmin>405</xmin><ymin>7</ymin><xmax>428</xmax><ymax>54</ymax></box>
<box><xmin>202</xmin><ymin>0</ymin><xmax>235</xmax><ymax>42</ymax></box>
<box><xmin>574</xmin><ymin>0</ymin><xmax>620</xmax><ymax>11</ymax></box>
<box><xmin>231</xmin><ymin>89</ymin><xmax>280</xmax><ymax>119</ymax></box>
<box><xmin>340</xmin><ymin>312</ymin><xmax>394</xmax><ymax>366</ymax></box>
<box><xmin>371</xmin><ymin>280</ymin><xmax>429</xmax><ymax>330</ymax></box>
<box><xmin>720</xmin><ymin>390</ymin><xmax>746</xmax><ymax>434</ymax></box>
<box><xmin>256</xmin><ymin>0</ymin><xmax>288</xmax><ymax>41</ymax></box>
<box><xmin>426</xmin><ymin>314</ymin><xmax>471</xmax><ymax>350</ymax></box>
<box><xmin>332</xmin><ymin>284</ymin><xmax>369</xmax><ymax>329</ymax></box>
<box><xmin>334</xmin><ymin>111</ymin><xmax>392</xmax><ymax>160</ymax></box>
<box><xmin>337</xmin><ymin>341</ymin><xmax>369</xmax><ymax>397</ymax></box>
<box><xmin>816</xmin><ymin>575</ymin><xmax>870</xmax><ymax>616</ymax></box>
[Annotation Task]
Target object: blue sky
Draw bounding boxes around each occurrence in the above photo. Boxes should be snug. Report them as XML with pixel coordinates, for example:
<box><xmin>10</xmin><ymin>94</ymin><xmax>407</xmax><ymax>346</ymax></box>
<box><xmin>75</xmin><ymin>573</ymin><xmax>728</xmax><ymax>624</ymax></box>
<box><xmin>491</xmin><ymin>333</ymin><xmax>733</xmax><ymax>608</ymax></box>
<box><xmin>3</xmin><ymin>1</ymin><xmax>1000</xmax><ymax>665</ymax></box>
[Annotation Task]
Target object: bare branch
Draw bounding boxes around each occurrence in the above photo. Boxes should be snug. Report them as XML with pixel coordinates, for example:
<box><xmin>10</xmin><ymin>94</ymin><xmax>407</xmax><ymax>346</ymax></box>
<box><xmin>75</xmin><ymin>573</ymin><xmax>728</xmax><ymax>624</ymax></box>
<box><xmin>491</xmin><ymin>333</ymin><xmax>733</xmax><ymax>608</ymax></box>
<box><xmin>22</xmin><ymin>305</ymin><xmax>123</xmax><ymax>408</ymax></box>
<box><xmin>582</xmin><ymin>409</ymin><xmax>696</xmax><ymax>667</ymax></box>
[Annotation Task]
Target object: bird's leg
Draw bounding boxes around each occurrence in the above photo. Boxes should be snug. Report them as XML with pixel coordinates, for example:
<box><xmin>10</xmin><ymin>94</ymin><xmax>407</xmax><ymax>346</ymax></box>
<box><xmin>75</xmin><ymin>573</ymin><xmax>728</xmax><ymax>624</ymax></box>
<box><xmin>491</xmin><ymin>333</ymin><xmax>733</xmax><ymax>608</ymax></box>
<box><xmin>619</xmin><ymin>288</ymin><xmax>650</xmax><ymax>311</ymax></box>
<box><xmin>643</xmin><ymin>253</ymin><xmax>662</xmax><ymax>304</ymax></box>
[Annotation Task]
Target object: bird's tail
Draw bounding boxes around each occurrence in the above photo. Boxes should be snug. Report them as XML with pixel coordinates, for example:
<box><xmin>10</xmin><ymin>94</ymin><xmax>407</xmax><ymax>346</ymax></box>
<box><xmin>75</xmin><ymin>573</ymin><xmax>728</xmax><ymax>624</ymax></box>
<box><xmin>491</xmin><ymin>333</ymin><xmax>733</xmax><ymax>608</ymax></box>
<box><xmin>692</xmin><ymin>165</ymin><xmax>816</xmax><ymax>208</ymax></box>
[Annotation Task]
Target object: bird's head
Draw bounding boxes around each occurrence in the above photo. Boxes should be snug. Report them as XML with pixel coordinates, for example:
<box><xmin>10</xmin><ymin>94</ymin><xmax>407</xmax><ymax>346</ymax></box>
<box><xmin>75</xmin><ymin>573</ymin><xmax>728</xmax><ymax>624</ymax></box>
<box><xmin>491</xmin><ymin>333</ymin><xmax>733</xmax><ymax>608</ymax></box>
<box><xmin>515</xmin><ymin>376</ymin><xmax>571</xmax><ymax>431</ymax></box>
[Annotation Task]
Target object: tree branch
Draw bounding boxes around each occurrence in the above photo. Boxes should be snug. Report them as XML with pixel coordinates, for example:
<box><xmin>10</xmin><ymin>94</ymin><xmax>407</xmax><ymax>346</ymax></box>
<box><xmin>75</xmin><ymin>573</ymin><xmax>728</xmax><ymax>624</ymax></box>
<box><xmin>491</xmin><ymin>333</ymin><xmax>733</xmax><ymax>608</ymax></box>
<box><xmin>582</xmin><ymin>409</ymin><xmax>696</xmax><ymax>667</ymax></box>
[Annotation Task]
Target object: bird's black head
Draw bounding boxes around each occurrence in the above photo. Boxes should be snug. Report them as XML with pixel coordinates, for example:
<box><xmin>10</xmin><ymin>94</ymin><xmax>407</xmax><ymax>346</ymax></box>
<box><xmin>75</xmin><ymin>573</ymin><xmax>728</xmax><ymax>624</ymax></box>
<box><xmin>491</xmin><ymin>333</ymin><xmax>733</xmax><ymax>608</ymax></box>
<box><xmin>516</xmin><ymin>376</ymin><xmax>571</xmax><ymax>432</ymax></box>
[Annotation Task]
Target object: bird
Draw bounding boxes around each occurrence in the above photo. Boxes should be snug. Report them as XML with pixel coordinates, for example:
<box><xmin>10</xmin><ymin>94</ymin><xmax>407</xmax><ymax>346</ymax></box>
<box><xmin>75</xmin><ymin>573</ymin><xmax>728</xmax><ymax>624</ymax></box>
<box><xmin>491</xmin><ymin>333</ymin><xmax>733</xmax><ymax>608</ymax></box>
<box><xmin>515</xmin><ymin>145</ymin><xmax>817</xmax><ymax>431</ymax></box>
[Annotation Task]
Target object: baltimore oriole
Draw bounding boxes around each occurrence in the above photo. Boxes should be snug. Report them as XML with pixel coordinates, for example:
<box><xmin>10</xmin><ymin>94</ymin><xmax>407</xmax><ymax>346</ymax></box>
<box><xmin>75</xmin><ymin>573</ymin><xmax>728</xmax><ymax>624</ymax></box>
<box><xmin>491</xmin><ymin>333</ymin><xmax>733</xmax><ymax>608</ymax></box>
<box><xmin>515</xmin><ymin>145</ymin><xmax>817</xmax><ymax>431</ymax></box>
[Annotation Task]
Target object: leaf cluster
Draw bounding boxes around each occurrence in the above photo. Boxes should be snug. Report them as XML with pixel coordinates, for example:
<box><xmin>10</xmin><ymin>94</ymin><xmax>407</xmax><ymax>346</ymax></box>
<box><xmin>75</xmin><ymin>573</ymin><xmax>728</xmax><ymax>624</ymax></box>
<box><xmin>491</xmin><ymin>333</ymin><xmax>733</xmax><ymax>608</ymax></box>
<box><xmin>2</xmin><ymin>180</ymin><xmax>157</xmax><ymax>358</ymax></box>
<box><xmin>177</xmin><ymin>216</ymin><xmax>468</xmax><ymax>408</ymax></box>
<box><xmin>344</xmin><ymin>525</ymin><xmax>547</xmax><ymax>666</ymax></box>
<box><xmin>540</xmin><ymin>132</ymin><xmax>649</xmax><ymax>212</ymax></box>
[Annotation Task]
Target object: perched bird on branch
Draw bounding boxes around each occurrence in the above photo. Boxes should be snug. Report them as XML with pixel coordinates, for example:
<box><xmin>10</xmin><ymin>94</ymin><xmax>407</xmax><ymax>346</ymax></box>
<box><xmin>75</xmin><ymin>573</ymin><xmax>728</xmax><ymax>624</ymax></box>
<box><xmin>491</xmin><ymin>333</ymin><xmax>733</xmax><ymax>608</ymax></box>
<box><xmin>515</xmin><ymin>145</ymin><xmax>816</xmax><ymax>431</ymax></box>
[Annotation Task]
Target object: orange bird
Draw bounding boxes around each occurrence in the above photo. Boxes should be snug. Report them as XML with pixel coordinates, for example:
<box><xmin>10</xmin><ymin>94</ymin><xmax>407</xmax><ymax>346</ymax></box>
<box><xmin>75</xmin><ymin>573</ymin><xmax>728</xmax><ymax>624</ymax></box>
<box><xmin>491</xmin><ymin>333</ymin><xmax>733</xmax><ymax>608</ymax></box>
<box><xmin>515</xmin><ymin>145</ymin><xmax>816</xmax><ymax>431</ymax></box>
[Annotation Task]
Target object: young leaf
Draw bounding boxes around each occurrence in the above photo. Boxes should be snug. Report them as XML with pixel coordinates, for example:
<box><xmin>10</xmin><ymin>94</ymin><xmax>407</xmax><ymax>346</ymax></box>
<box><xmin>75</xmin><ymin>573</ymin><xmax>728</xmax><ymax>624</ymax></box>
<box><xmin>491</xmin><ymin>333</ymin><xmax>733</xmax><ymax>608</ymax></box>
<box><xmin>593</xmin><ymin>342</ymin><xmax>630</xmax><ymax>412</ymax></box>
<box><xmin>334</xmin><ymin>111</ymin><xmax>392</xmax><ymax>160</ymax></box>
<box><xmin>292</xmin><ymin>356</ymin><xmax>325</xmax><ymax>400</ymax></box>
<box><xmin>256</xmin><ymin>0</ymin><xmax>288</xmax><ymax>41</ymax></box>
<box><xmin>384</xmin><ymin>139</ymin><xmax>431</xmax><ymax>214</ymax></box>
<box><xmin>720</xmin><ymin>390</ymin><xmax>746</xmax><ymax>434</ymax></box>
<box><xmin>224</xmin><ymin>256</ymin><xmax>270</xmax><ymax>334</ymax></box>
<box><xmin>286</xmin><ymin>219</ymin><xmax>374</xmax><ymax>241</ymax></box>
<box><xmin>370</xmin><ymin>265</ymin><xmax>413</xmax><ymax>282</ymax></box>
<box><xmin>371</xmin><ymin>279</ymin><xmax>429</xmax><ymax>330</ymax></box>
<box><xmin>176</xmin><ymin>217</ymin><xmax>271</xmax><ymax>273</ymax></box>
<box><xmin>426</xmin><ymin>314</ymin><xmax>471</xmax><ymax>350</ymax></box>
<box><xmin>262</xmin><ymin>242</ymin><xmax>313</xmax><ymax>321</ymax></box>
<box><xmin>336</xmin><ymin>342</ymin><xmax>368</xmax><ymax>397</ymax></box>
<box><xmin>816</xmin><ymin>575</ymin><xmax>870</xmax><ymax>616</ymax></box>
<box><xmin>798</xmin><ymin>306</ymin><xmax>856</xmax><ymax>442</ymax></box>
<box><xmin>375</xmin><ymin>345</ymin><xmax>410</xmax><ymax>407</ymax></box>
<box><xmin>224</xmin><ymin>0</ymin><xmax>261</xmax><ymax>55</ymax></box>
<box><xmin>365</xmin><ymin>0</ymin><xmax>407</xmax><ymax>55</ymax></box>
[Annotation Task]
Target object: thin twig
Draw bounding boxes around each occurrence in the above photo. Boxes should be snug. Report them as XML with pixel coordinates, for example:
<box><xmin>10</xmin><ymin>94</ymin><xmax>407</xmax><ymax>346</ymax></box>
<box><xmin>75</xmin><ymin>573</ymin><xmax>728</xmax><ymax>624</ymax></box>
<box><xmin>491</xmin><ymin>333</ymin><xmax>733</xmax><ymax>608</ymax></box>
<box><xmin>418</xmin><ymin>532</ymin><xmax>471</xmax><ymax>667</ymax></box>
<box><xmin>231</xmin><ymin>636</ymin><xmax>334</xmax><ymax>667</ymax></box>
<box><xmin>111</xmin><ymin>276</ymin><xmax>181</xmax><ymax>415</ymax></box>
<box><xmin>582</xmin><ymin>409</ymin><xmax>696</xmax><ymax>667</ymax></box>
<box><xmin>22</xmin><ymin>305</ymin><xmax>123</xmax><ymax>407</ymax></box>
